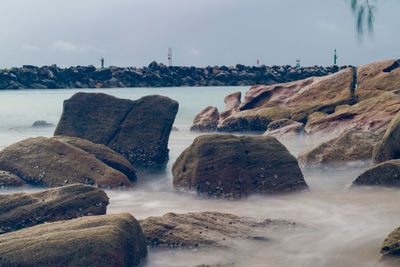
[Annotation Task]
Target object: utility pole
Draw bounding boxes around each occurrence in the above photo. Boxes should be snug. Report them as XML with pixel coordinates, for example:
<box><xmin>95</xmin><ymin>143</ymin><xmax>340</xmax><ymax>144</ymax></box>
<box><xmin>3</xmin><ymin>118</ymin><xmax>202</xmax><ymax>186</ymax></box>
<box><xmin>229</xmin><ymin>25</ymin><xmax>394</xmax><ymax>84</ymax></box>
<box><xmin>168</xmin><ymin>48</ymin><xmax>172</xmax><ymax>67</ymax></box>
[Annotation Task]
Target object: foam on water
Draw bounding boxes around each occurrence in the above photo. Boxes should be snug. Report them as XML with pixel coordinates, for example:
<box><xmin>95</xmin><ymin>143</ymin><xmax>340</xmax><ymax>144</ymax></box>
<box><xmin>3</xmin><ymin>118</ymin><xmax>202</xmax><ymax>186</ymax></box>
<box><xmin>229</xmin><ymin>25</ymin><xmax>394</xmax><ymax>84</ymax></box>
<box><xmin>0</xmin><ymin>87</ymin><xmax>398</xmax><ymax>267</ymax></box>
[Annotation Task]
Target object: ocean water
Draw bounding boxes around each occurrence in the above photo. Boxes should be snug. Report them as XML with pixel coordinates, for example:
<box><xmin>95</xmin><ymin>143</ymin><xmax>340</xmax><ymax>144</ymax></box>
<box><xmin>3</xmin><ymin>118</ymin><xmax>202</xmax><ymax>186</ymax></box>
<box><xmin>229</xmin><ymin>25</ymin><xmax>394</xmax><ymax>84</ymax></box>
<box><xmin>0</xmin><ymin>87</ymin><xmax>399</xmax><ymax>267</ymax></box>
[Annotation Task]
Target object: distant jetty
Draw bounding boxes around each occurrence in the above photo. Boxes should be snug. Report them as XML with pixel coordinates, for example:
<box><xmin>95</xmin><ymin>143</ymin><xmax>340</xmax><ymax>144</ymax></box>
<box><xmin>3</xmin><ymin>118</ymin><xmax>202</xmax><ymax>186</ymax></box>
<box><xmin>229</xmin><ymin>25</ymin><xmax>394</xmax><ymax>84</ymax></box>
<box><xmin>0</xmin><ymin>61</ymin><xmax>347</xmax><ymax>89</ymax></box>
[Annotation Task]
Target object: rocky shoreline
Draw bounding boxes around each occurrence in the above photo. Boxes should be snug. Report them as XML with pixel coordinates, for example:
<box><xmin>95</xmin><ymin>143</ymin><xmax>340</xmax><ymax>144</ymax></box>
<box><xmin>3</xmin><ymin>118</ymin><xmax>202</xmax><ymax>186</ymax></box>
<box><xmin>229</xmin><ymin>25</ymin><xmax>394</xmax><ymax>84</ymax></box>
<box><xmin>0</xmin><ymin>62</ymin><xmax>345</xmax><ymax>89</ymax></box>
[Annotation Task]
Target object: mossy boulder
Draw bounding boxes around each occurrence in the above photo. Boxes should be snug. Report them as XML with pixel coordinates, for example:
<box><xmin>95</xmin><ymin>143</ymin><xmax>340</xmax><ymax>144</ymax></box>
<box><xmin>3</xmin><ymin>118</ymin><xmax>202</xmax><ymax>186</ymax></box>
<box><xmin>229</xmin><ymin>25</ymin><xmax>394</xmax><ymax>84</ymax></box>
<box><xmin>298</xmin><ymin>130</ymin><xmax>380</xmax><ymax>167</ymax></box>
<box><xmin>172</xmin><ymin>134</ymin><xmax>307</xmax><ymax>198</ymax></box>
<box><xmin>139</xmin><ymin>211</ymin><xmax>295</xmax><ymax>249</ymax></box>
<box><xmin>0</xmin><ymin>137</ymin><xmax>132</xmax><ymax>188</ymax></box>
<box><xmin>0</xmin><ymin>184</ymin><xmax>108</xmax><ymax>234</ymax></box>
<box><xmin>0</xmin><ymin>213</ymin><xmax>147</xmax><ymax>266</ymax></box>
<box><xmin>352</xmin><ymin>159</ymin><xmax>400</xmax><ymax>186</ymax></box>
<box><xmin>0</xmin><ymin>170</ymin><xmax>27</xmax><ymax>187</ymax></box>
<box><xmin>53</xmin><ymin>136</ymin><xmax>137</xmax><ymax>182</ymax></box>
<box><xmin>55</xmin><ymin>92</ymin><xmax>179</xmax><ymax>168</ymax></box>
<box><xmin>379</xmin><ymin>226</ymin><xmax>400</xmax><ymax>264</ymax></box>
<box><xmin>372</xmin><ymin>112</ymin><xmax>400</xmax><ymax>164</ymax></box>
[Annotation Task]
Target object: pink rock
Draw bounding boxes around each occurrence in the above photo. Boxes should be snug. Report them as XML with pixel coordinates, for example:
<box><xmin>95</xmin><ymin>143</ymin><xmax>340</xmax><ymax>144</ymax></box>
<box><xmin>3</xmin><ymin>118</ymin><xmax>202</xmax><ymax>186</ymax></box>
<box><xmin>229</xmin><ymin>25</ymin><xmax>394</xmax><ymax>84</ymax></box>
<box><xmin>191</xmin><ymin>106</ymin><xmax>220</xmax><ymax>132</ymax></box>
<box><xmin>220</xmin><ymin>91</ymin><xmax>241</xmax><ymax>119</ymax></box>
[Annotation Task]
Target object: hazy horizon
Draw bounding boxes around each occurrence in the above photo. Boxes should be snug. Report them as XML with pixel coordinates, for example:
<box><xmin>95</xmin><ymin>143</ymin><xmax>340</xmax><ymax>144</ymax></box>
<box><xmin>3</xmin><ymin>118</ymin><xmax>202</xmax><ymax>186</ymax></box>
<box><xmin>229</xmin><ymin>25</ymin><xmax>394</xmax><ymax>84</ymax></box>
<box><xmin>1</xmin><ymin>0</ymin><xmax>399</xmax><ymax>68</ymax></box>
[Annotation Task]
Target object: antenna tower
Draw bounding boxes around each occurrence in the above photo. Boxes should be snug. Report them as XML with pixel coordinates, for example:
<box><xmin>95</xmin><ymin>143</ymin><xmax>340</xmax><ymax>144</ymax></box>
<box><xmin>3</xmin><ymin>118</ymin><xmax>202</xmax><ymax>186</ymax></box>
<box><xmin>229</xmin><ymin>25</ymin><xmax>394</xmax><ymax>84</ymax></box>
<box><xmin>168</xmin><ymin>47</ymin><xmax>172</xmax><ymax>67</ymax></box>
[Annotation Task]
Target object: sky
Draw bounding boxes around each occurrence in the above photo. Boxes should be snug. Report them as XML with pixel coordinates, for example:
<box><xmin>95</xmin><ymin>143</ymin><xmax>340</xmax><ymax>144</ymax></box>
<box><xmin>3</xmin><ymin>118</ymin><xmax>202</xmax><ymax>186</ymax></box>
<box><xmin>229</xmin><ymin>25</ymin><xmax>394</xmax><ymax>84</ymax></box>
<box><xmin>0</xmin><ymin>0</ymin><xmax>399</xmax><ymax>68</ymax></box>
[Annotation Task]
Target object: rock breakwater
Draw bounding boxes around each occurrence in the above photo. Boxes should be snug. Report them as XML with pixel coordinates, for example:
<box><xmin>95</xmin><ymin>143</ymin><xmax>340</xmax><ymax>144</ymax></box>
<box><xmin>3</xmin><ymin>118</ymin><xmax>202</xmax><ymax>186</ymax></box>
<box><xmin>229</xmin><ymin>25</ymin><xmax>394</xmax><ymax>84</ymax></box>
<box><xmin>0</xmin><ymin>62</ymin><xmax>344</xmax><ymax>89</ymax></box>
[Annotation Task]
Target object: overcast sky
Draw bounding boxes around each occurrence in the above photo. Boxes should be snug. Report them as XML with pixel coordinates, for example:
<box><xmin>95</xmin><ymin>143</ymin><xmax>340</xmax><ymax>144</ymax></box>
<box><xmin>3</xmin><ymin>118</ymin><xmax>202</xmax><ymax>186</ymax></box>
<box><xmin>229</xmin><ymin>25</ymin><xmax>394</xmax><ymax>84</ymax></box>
<box><xmin>0</xmin><ymin>0</ymin><xmax>398</xmax><ymax>68</ymax></box>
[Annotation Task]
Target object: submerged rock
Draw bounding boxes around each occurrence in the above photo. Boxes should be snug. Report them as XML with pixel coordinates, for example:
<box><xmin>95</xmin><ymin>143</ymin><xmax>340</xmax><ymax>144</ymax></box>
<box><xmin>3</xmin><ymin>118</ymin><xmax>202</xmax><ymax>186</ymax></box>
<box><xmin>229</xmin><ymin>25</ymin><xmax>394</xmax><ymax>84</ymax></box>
<box><xmin>0</xmin><ymin>184</ymin><xmax>108</xmax><ymax>234</ymax></box>
<box><xmin>0</xmin><ymin>213</ymin><xmax>147</xmax><ymax>266</ymax></box>
<box><xmin>54</xmin><ymin>92</ymin><xmax>179</xmax><ymax>168</ymax></box>
<box><xmin>372</xmin><ymin>112</ymin><xmax>400</xmax><ymax>164</ymax></box>
<box><xmin>172</xmin><ymin>134</ymin><xmax>307</xmax><ymax>198</ymax></box>
<box><xmin>379</xmin><ymin>226</ymin><xmax>400</xmax><ymax>264</ymax></box>
<box><xmin>139</xmin><ymin>211</ymin><xmax>295</xmax><ymax>249</ymax></box>
<box><xmin>352</xmin><ymin>159</ymin><xmax>400</xmax><ymax>187</ymax></box>
<box><xmin>297</xmin><ymin>130</ymin><xmax>380</xmax><ymax>168</ymax></box>
<box><xmin>0</xmin><ymin>137</ymin><xmax>132</xmax><ymax>188</ymax></box>
<box><xmin>32</xmin><ymin>120</ymin><xmax>53</xmax><ymax>128</ymax></box>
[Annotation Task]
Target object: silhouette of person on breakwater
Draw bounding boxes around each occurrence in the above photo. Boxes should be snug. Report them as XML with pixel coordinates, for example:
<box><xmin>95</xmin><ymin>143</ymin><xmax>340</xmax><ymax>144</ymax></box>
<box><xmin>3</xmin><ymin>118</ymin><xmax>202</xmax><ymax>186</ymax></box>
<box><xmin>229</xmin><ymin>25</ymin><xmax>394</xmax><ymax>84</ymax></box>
<box><xmin>100</xmin><ymin>58</ymin><xmax>104</xmax><ymax>68</ymax></box>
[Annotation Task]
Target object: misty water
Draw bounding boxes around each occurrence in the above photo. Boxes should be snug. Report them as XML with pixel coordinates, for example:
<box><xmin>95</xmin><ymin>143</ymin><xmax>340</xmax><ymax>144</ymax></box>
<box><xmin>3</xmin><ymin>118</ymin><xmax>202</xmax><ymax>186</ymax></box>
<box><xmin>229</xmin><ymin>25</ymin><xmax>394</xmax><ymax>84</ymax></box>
<box><xmin>0</xmin><ymin>87</ymin><xmax>399</xmax><ymax>267</ymax></box>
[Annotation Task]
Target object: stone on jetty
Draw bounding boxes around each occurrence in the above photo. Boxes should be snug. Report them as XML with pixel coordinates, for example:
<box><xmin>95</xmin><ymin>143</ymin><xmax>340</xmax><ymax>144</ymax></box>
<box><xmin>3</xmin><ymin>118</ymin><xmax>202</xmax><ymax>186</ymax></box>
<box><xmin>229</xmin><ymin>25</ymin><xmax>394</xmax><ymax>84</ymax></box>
<box><xmin>172</xmin><ymin>134</ymin><xmax>307</xmax><ymax>198</ymax></box>
<box><xmin>352</xmin><ymin>159</ymin><xmax>400</xmax><ymax>187</ymax></box>
<box><xmin>139</xmin><ymin>211</ymin><xmax>295</xmax><ymax>249</ymax></box>
<box><xmin>54</xmin><ymin>92</ymin><xmax>179</xmax><ymax>168</ymax></box>
<box><xmin>297</xmin><ymin>130</ymin><xmax>380</xmax><ymax>168</ymax></box>
<box><xmin>0</xmin><ymin>213</ymin><xmax>147</xmax><ymax>267</ymax></box>
<box><xmin>0</xmin><ymin>137</ymin><xmax>132</xmax><ymax>188</ymax></box>
<box><xmin>0</xmin><ymin>184</ymin><xmax>108</xmax><ymax>234</ymax></box>
<box><xmin>372</xmin><ymin>112</ymin><xmax>400</xmax><ymax>164</ymax></box>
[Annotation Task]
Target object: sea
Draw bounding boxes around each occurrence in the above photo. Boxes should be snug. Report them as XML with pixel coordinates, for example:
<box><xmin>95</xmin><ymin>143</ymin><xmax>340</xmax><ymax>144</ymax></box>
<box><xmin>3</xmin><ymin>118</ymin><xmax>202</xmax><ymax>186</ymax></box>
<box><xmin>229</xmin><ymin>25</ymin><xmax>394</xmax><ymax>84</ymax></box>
<box><xmin>0</xmin><ymin>86</ymin><xmax>399</xmax><ymax>267</ymax></box>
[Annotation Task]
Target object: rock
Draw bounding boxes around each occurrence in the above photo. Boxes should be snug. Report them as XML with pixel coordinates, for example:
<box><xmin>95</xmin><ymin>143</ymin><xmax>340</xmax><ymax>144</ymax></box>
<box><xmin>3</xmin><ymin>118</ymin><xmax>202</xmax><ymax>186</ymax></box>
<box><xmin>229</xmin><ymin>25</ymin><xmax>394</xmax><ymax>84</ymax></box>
<box><xmin>220</xmin><ymin>91</ymin><xmax>241</xmax><ymax>119</ymax></box>
<box><xmin>379</xmin><ymin>226</ymin><xmax>400</xmax><ymax>264</ymax></box>
<box><xmin>32</xmin><ymin>120</ymin><xmax>53</xmax><ymax>128</ymax></box>
<box><xmin>215</xmin><ymin>68</ymin><xmax>355</xmax><ymax>132</ymax></box>
<box><xmin>0</xmin><ymin>184</ymin><xmax>108</xmax><ymax>234</ymax></box>
<box><xmin>191</xmin><ymin>106</ymin><xmax>220</xmax><ymax>132</ymax></box>
<box><xmin>54</xmin><ymin>93</ymin><xmax>179</xmax><ymax>168</ymax></box>
<box><xmin>172</xmin><ymin>134</ymin><xmax>307</xmax><ymax>198</ymax></box>
<box><xmin>53</xmin><ymin>136</ymin><xmax>137</xmax><ymax>182</ymax></box>
<box><xmin>0</xmin><ymin>213</ymin><xmax>147</xmax><ymax>266</ymax></box>
<box><xmin>264</xmin><ymin>119</ymin><xmax>304</xmax><ymax>136</ymax></box>
<box><xmin>352</xmin><ymin>159</ymin><xmax>400</xmax><ymax>186</ymax></box>
<box><xmin>372</xmin><ymin>112</ymin><xmax>400</xmax><ymax>164</ymax></box>
<box><xmin>0</xmin><ymin>170</ymin><xmax>27</xmax><ymax>187</ymax></box>
<box><xmin>297</xmin><ymin>130</ymin><xmax>380</xmax><ymax>167</ymax></box>
<box><xmin>194</xmin><ymin>265</ymin><xmax>234</xmax><ymax>267</ymax></box>
<box><xmin>139</xmin><ymin>211</ymin><xmax>295</xmax><ymax>249</ymax></box>
<box><xmin>305</xmin><ymin>91</ymin><xmax>400</xmax><ymax>136</ymax></box>
<box><xmin>356</xmin><ymin>59</ymin><xmax>400</xmax><ymax>101</ymax></box>
<box><xmin>0</xmin><ymin>137</ymin><xmax>132</xmax><ymax>188</ymax></box>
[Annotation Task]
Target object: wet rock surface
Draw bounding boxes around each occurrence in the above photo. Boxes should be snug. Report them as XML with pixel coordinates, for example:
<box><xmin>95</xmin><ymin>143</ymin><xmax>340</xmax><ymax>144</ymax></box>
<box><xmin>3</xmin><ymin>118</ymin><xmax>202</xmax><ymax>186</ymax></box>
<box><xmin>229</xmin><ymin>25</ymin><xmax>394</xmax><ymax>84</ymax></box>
<box><xmin>372</xmin><ymin>111</ymin><xmax>400</xmax><ymax>164</ymax></box>
<box><xmin>0</xmin><ymin>170</ymin><xmax>27</xmax><ymax>187</ymax></box>
<box><xmin>0</xmin><ymin>136</ymin><xmax>132</xmax><ymax>188</ymax></box>
<box><xmin>380</xmin><ymin>226</ymin><xmax>400</xmax><ymax>264</ymax></box>
<box><xmin>0</xmin><ymin>213</ymin><xmax>147</xmax><ymax>267</ymax></box>
<box><xmin>352</xmin><ymin>159</ymin><xmax>400</xmax><ymax>187</ymax></box>
<box><xmin>0</xmin><ymin>63</ymin><xmax>339</xmax><ymax>89</ymax></box>
<box><xmin>297</xmin><ymin>130</ymin><xmax>380</xmax><ymax>168</ymax></box>
<box><xmin>0</xmin><ymin>184</ymin><xmax>108</xmax><ymax>234</ymax></box>
<box><xmin>55</xmin><ymin>92</ymin><xmax>179</xmax><ymax>168</ymax></box>
<box><xmin>173</xmin><ymin>134</ymin><xmax>307</xmax><ymax>198</ymax></box>
<box><xmin>139</xmin><ymin>211</ymin><xmax>295</xmax><ymax>249</ymax></box>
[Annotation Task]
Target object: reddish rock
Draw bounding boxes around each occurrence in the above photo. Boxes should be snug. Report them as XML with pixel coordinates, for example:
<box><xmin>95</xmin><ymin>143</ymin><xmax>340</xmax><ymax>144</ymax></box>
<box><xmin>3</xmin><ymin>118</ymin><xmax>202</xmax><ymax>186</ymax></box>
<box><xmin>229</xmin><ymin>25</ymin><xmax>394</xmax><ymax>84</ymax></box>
<box><xmin>220</xmin><ymin>91</ymin><xmax>241</xmax><ymax>119</ymax></box>
<box><xmin>190</xmin><ymin>106</ymin><xmax>220</xmax><ymax>132</ymax></box>
<box><xmin>0</xmin><ymin>171</ymin><xmax>27</xmax><ymax>187</ymax></box>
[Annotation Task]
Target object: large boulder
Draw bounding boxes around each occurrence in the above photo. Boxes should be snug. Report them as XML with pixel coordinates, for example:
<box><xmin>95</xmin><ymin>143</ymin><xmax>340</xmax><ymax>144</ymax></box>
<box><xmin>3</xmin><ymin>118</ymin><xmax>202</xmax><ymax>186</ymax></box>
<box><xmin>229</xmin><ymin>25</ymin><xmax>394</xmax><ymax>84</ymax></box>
<box><xmin>0</xmin><ymin>213</ymin><xmax>147</xmax><ymax>266</ymax></box>
<box><xmin>139</xmin><ymin>211</ymin><xmax>295</xmax><ymax>249</ymax></box>
<box><xmin>54</xmin><ymin>92</ymin><xmax>179</xmax><ymax>168</ymax></box>
<box><xmin>172</xmin><ymin>134</ymin><xmax>307</xmax><ymax>198</ymax></box>
<box><xmin>297</xmin><ymin>130</ymin><xmax>380</xmax><ymax>168</ymax></box>
<box><xmin>356</xmin><ymin>59</ymin><xmax>400</xmax><ymax>101</ymax></box>
<box><xmin>352</xmin><ymin>159</ymin><xmax>400</xmax><ymax>187</ymax></box>
<box><xmin>379</xmin><ymin>226</ymin><xmax>400</xmax><ymax>264</ymax></box>
<box><xmin>53</xmin><ymin>136</ymin><xmax>137</xmax><ymax>182</ymax></box>
<box><xmin>190</xmin><ymin>106</ymin><xmax>220</xmax><ymax>132</ymax></box>
<box><xmin>0</xmin><ymin>184</ymin><xmax>108</xmax><ymax>234</ymax></box>
<box><xmin>0</xmin><ymin>137</ymin><xmax>132</xmax><ymax>188</ymax></box>
<box><xmin>372</xmin><ymin>112</ymin><xmax>400</xmax><ymax>164</ymax></box>
<box><xmin>305</xmin><ymin>90</ymin><xmax>400</xmax><ymax>136</ymax></box>
<box><xmin>213</xmin><ymin>68</ymin><xmax>355</xmax><ymax>132</ymax></box>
